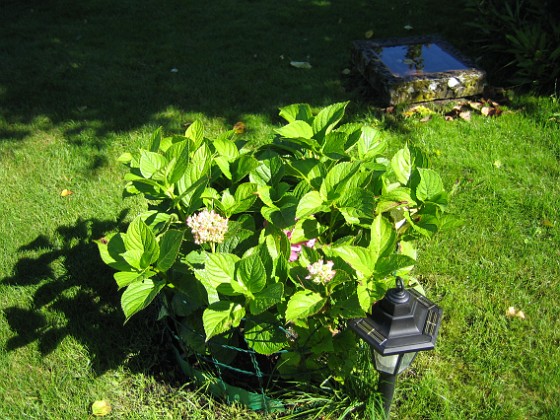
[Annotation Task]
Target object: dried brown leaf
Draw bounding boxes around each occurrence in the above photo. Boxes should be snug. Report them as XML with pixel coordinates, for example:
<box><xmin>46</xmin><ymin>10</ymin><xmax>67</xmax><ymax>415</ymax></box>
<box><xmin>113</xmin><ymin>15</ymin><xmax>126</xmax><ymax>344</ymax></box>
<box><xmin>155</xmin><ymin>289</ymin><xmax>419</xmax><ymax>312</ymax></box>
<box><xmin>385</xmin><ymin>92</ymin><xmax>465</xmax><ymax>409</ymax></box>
<box><xmin>459</xmin><ymin>110</ymin><xmax>471</xmax><ymax>121</ymax></box>
<box><xmin>233</xmin><ymin>122</ymin><xmax>246</xmax><ymax>134</ymax></box>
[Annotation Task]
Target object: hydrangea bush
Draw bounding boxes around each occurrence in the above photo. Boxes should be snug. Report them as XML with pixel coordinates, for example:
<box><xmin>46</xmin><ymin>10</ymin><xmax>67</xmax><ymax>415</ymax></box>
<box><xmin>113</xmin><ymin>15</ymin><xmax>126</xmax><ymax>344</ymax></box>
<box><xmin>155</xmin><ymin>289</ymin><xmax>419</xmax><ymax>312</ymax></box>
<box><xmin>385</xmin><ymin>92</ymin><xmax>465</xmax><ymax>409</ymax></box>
<box><xmin>97</xmin><ymin>102</ymin><xmax>451</xmax><ymax>381</ymax></box>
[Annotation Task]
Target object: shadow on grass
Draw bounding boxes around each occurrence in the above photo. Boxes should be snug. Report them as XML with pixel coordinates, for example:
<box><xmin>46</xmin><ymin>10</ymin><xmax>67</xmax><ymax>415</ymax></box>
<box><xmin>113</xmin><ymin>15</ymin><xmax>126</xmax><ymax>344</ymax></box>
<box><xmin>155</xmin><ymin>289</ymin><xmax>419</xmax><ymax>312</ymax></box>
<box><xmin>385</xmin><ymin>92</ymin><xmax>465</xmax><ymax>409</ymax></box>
<box><xmin>0</xmin><ymin>0</ymin><xmax>389</xmax><ymax>144</ymax></box>
<box><xmin>1</xmin><ymin>210</ymin><xmax>166</xmax><ymax>374</ymax></box>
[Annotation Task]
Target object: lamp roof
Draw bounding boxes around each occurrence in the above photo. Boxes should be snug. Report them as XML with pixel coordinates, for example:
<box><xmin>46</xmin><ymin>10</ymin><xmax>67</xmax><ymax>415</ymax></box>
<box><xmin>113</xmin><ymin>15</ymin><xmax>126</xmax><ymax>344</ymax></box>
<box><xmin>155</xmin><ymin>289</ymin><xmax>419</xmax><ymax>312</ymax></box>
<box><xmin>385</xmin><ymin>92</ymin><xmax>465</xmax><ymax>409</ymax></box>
<box><xmin>349</xmin><ymin>278</ymin><xmax>442</xmax><ymax>355</ymax></box>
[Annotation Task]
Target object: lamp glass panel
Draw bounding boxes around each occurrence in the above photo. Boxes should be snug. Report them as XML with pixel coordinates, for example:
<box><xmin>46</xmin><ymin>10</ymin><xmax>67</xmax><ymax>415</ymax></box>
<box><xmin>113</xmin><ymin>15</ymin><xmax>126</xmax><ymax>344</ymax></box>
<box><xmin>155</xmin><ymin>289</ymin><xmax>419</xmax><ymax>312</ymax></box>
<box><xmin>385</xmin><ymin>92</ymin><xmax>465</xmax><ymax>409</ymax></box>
<box><xmin>374</xmin><ymin>353</ymin><xmax>400</xmax><ymax>374</ymax></box>
<box><xmin>396</xmin><ymin>352</ymin><xmax>417</xmax><ymax>374</ymax></box>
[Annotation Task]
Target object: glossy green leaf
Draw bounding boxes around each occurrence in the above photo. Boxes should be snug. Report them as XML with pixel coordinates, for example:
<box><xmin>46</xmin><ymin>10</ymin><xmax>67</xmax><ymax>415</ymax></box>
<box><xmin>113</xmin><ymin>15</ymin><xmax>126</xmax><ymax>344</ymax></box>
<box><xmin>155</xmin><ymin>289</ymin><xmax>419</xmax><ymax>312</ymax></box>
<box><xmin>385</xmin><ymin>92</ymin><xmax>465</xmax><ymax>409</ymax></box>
<box><xmin>369</xmin><ymin>215</ymin><xmax>396</xmax><ymax>259</ymax></box>
<box><xmin>236</xmin><ymin>254</ymin><xmax>266</xmax><ymax>294</ymax></box>
<box><xmin>245</xmin><ymin>318</ymin><xmax>288</xmax><ymax>355</ymax></box>
<box><xmin>332</xmin><ymin>245</ymin><xmax>375</xmax><ymax>278</ymax></box>
<box><xmin>121</xmin><ymin>279</ymin><xmax>165</xmax><ymax>322</ymax></box>
<box><xmin>205</xmin><ymin>253</ymin><xmax>239</xmax><ymax>284</ymax></box>
<box><xmin>148</xmin><ymin>127</ymin><xmax>162</xmax><ymax>152</ymax></box>
<box><xmin>113</xmin><ymin>270</ymin><xmax>154</xmax><ymax>289</ymax></box>
<box><xmin>357</xmin><ymin>126</ymin><xmax>386</xmax><ymax>159</ymax></box>
<box><xmin>203</xmin><ymin>301</ymin><xmax>245</xmax><ymax>341</ymax></box>
<box><xmin>185</xmin><ymin>120</ymin><xmax>204</xmax><ymax>147</ymax></box>
<box><xmin>139</xmin><ymin>150</ymin><xmax>168</xmax><ymax>180</ymax></box>
<box><xmin>275</xmin><ymin>120</ymin><xmax>314</xmax><ymax>140</ymax></box>
<box><xmin>249</xmin><ymin>283</ymin><xmax>284</xmax><ymax>315</ymax></box>
<box><xmin>391</xmin><ymin>144</ymin><xmax>412</xmax><ymax>185</ymax></box>
<box><xmin>285</xmin><ymin>290</ymin><xmax>326</xmax><ymax>323</ymax></box>
<box><xmin>296</xmin><ymin>190</ymin><xmax>327</xmax><ymax>219</ymax></box>
<box><xmin>312</xmin><ymin>101</ymin><xmax>349</xmax><ymax>138</ymax></box>
<box><xmin>278</xmin><ymin>103</ymin><xmax>313</xmax><ymax>124</ymax></box>
<box><xmin>415</xmin><ymin>168</ymin><xmax>445</xmax><ymax>203</ymax></box>
<box><xmin>96</xmin><ymin>233</ymin><xmax>131</xmax><ymax>272</ymax></box>
<box><xmin>320</xmin><ymin>162</ymin><xmax>360</xmax><ymax>201</ymax></box>
<box><xmin>123</xmin><ymin>217</ymin><xmax>160</xmax><ymax>269</ymax></box>
<box><xmin>157</xmin><ymin>229</ymin><xmax>184</xmax><ymax>272</ymax></box>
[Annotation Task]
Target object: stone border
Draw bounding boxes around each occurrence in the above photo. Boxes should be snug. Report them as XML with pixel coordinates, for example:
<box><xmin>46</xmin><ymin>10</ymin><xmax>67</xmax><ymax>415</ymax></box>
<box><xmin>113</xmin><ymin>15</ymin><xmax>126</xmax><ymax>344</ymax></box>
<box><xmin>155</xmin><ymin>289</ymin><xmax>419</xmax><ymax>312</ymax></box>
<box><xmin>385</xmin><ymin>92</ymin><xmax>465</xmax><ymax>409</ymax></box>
<box><xmin>352</xmin><ymin>35</ymin><xmax>486</xmax><ymax>105</ymax></box>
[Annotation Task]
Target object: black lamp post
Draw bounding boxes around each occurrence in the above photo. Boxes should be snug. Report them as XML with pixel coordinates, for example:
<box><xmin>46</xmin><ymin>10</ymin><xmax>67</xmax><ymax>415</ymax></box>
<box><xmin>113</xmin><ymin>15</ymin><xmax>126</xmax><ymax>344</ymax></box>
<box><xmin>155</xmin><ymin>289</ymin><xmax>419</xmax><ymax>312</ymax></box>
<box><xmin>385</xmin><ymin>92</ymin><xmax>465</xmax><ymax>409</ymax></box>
<box><xmin>349</xmin><ymin>277</ymin><xmax>442</xmax><ymax>418</ymax></box>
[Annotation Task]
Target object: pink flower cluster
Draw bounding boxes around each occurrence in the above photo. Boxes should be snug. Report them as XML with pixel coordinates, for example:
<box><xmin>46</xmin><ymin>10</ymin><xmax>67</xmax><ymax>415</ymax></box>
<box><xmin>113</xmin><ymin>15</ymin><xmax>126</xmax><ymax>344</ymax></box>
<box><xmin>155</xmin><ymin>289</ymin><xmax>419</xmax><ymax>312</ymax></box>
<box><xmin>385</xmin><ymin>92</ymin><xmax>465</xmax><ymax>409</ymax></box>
<box><xmin>186</xmin><ymin>209</ymin><xmax>228</xmax><ymax>245</ymax></box>
<box><xmin>285</xmin><ymin>229</ymin><xmax>316</xmax><ymax>262</ymax></box>
<box><xmin>306</xmin><ymin>260</ymin><xmax>336</xmax><ymax>284</ymax></box>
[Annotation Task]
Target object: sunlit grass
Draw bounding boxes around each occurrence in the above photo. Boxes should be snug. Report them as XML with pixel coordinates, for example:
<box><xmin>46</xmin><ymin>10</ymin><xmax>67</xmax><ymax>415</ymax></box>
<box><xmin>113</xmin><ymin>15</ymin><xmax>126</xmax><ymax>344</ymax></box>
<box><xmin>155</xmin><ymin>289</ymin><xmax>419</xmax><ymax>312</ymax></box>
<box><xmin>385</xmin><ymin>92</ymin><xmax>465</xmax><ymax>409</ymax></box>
<box><xmin>1</xmin><ymin>0</ymin><xmax>560</xmax><ymax>418</ymax></box>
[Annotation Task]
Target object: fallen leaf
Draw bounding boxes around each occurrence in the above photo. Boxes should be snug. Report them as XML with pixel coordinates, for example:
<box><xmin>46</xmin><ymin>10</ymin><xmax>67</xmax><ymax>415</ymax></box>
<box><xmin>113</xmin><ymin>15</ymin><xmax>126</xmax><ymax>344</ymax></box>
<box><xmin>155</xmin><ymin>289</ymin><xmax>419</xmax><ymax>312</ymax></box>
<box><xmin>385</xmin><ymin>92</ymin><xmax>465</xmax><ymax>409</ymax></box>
<box><xmin>364</xmin><ymin>29</ymin><xmax>374</xmax><ymax>39</ymax></box>
<box><xmin>493</xmin><ymin>159</ymin><xmax>502</xmax><ymax>169</ymax></box>
<box><xmin>506</xmin><ymin>306</ymin><xmax>526</xmax><ymax>320</ymax></box>
<box><xmin>403</xmin><ymin>25</ymin><xmax>413</xmax><ymax>30</ymax></box>
<box><xmin>459</xmin><ymin>110</ymin><xmax>471</xmax><ymax>121</ymax></box>
<box><xmin>341</xmin><ymin>68</ymin><xmax>351</xmax><ymax>75</ymax></box>
<box><xmin>468</xmin><ymin>101</ymin><xmax>482</xmax><ymax>111</ymax></box>
<box><xmin>542</xmin><ymin>219</ymin><xmax>554</xmax><ymax>228</ymax></box>
<box><xmin>60</xmin><ymin>189</ymin><xmax>73</xmax><ymax>197</ymax></box>
<box><xmin>92</xmin><ymin>400</ymin><xmax>112</xmax><ymax>416</ymax></box>
<box><xmin>481</xmin><ymin>106</ymin><xmax>494</xmax><ymax>117</ymax></box>
<box><xmin>290</xmin><ymin>61</ymin><xmax>312</xmax><ymax>69</ymax></box>
<box><xmin>233</xmin><ymin>121</ymin><xmax>246</xmax><ymax>134</ymax></box>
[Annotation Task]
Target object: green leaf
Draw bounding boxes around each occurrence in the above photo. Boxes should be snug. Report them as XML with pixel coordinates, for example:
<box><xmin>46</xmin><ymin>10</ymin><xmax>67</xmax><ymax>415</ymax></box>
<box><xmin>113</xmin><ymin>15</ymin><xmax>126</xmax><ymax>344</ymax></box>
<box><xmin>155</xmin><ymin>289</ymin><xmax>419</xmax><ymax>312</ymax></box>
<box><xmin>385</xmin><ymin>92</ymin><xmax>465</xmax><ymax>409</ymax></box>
<box><xmin>203</xmin><ymin>301</ymin><xmax>245</xmax><ymax>341</ymax></box>
<box><xmin>236</xmin><ymin>254</ymin><xmax>266</xmax><ymax>294</ymax></box>
<box><xmin>167</xmin><ymin>140</ymin><xmax>191</xmax><ymax>184</ymax></box>
<box><xmin>336</xmin><ymin>188</ymin><xmax>376</xmax><ymax>219</ymax></box>
<box><xmin>391</xmin><ymin>145</ymin><xmax>412</xmax><ymax>185</ymax></box>
<box><xmin>357</xmin><ymin>126</ymin><xmax>386</xmax><ymax>159</ymax></box>
<box><xmin>320</xmin><ymin>162</ymin><xmax>360</xmax><ymax>201</ymax></box>
<box><xmin>332</xmin><ymin>245</ymin><xmax>375</xmax><ymax>278</ymax></box>
<box><xmin>121</xmin><ymin>279</ymin><xmax>165</xmax><ymax>322</ymax></box>
<box><xmin>157</xmin><ymin>230</ymin><xmax>184</xmax><ymax>272</ymax></box>
<box><xmin>245</xmin><ymin>318</ymin><xmax>288</xmax><ymax>355</ymax></box>
<box><xmin>231</xmin><ymin>155</ymin><xmax>259</xmax><ymax>184</ymax></box>
<box><xmin>375</xmin><ymin>254</ymin><xmax>416</xmax><ymax>279</ymax></box>
<box><xmin>123</xmin><ymin>217</ymin><xmax>160</xmax><ymax>269</ymax></box>
<box><xmin>285</xmin><ymin>290</ymin><xmax>326</xmax><ymax>323</ymax></box>
<box><xmin>148</xmin><ymin>127</ymin><xmax>162</xmax><ymax>152</ymax></box>
<box><xmin>261</xmin><ymin>200</ymin><xmax>298</xmax><ymax>229</ymax></box>
<box><xmin>296</xmin><ymin>190</ymin><xmax>328</xmax><ymax>219</ymax></box>
<box><xmin>230</xmin><ymin>182</ymin><xmax>257</xmax><ymax>215</ymax></box>
<box><xmin>357</xmin><ymin>283</ymin><xmax>374</xmax><ymax>312</ymax></box>
<box><xmin>279</xmin><ymin>103</ymin><xmax>313</xmax><ymax>124</ymax></box>
<box><xmin>214</xmin><ymin>137</ymin><xmax>239</xmax><ymax>161</ymax></box>
<box><xmin>113</xmin><ymin>270</ymin><xmax>154</xmax><ymax>289</ymax></box>
<box><xmin>312</xmin><ymin>101</ymin><xmax>349</xmax><ymax>138</ymax></box>
<box><xmin>205</xmin><ymin>253</ymin><xmax>239</xmax><ymax>284</ymax></box>
<box><xmin>185</xmin><ymin>120</ymin><xmax>204</xmax><ymax>147</ymax></box>
<box><xmin>96</xmin><ymin>233</ymin><xmax>131</xmax><ymax>272</ymax></box>
<box><xmin>369</xmin><ymin>215</ymin><xmax>396</xmax><ymax>259</ymax></box>
<box><xmin>139</xmin><ymin>150</ymin><xmax>168</xmax><ymax>180</ymax></box>
<box><xmin>415</xmin><ymin>168</ymin><xmax>445</xmax><ymax>203</ymax></box>
<box><xmin>275</xmin><ymin>120</ymin><xmax>314</xmax><ymax>139</ymax></box>
<box><xmin>322</xmin><ymin>132</ymin><xmax>349</xmax><ymax>158</ymax></box>
<box><xmin>249</xmin><ymin>283</ymin><xmax>284</xmax><ymax>315</ymax></box>
<box><xmin>215</xmin><ymin>162</ymin><xmax>233</xmax><ymax>186</ymax></box>
<box><xmin>376</xmin><ymin>187</ymin><xmax>416</xmax><ymax>214</ymax></box>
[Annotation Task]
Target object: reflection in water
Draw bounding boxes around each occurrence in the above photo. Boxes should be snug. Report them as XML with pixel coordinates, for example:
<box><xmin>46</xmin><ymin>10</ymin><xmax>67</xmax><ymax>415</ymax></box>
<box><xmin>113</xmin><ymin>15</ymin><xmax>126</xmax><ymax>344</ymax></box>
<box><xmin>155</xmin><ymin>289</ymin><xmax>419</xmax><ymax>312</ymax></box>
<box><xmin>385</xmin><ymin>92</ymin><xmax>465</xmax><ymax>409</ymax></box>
<box><xmin>379</xmin><ymin>43</ymin><xmax>468</xmax><ymax>76</ymax></box>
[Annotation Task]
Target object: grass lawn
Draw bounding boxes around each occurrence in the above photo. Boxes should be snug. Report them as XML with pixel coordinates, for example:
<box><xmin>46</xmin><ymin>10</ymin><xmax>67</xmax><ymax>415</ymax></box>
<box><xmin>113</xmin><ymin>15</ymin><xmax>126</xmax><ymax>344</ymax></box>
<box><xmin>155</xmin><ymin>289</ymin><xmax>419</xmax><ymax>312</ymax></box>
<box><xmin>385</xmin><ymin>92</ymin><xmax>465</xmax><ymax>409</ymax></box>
<box><xmin>1</xmin><ymin>0</ymin><xmax>559</xmax><ymax>418</ymax></box>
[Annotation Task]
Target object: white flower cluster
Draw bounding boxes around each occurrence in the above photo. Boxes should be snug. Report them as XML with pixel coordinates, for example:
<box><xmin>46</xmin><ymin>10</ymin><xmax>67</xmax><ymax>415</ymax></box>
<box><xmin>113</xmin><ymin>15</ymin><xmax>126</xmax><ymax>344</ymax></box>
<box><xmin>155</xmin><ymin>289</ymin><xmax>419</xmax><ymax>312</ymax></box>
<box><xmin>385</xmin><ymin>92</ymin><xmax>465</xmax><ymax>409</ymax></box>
<box><xmin>186</xmin><ymin>209</ymin><xmax>228</xmax><ymax>245</ymax></box>
<box><xmin>306</xmin><ymin>259</ymin><xmax>336</xmax><ymax>284</ymax></box>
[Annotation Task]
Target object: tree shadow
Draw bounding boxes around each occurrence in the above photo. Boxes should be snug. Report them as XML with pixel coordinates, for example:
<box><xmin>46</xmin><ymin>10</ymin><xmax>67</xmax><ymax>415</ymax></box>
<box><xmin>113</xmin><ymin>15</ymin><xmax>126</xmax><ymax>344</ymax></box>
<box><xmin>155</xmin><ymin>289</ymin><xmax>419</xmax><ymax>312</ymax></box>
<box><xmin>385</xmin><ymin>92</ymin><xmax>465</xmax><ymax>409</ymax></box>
<box><xmin>0</xmin><ymin>0</ymin><xmax>394</xmax><ymax>144</ymax></box>
<box><xmin>1</xmin><ymin>210</ymin><xmax>164</xmax><ymax>374</ymax></box>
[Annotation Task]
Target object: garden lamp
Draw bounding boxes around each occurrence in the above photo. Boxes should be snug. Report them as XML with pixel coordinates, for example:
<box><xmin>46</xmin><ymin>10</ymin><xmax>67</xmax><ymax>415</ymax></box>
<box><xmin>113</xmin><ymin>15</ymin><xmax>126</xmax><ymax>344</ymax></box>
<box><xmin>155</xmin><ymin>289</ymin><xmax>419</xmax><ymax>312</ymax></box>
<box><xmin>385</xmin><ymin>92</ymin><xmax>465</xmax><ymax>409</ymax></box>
<box><xmin>349</xmin><ymin>277</ymin><xmax>442</xmax><ymax>418</ymax></box>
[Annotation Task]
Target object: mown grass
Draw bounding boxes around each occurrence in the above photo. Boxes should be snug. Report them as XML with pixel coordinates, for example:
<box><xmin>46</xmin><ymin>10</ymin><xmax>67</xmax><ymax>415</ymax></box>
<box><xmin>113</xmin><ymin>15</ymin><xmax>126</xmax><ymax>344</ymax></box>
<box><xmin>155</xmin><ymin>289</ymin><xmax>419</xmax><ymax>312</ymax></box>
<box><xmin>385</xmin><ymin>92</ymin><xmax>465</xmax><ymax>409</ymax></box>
<box><xmin>1</xmin><ymin>0</ymin><xmax>560</xmax><ymax>418</ymax></box>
